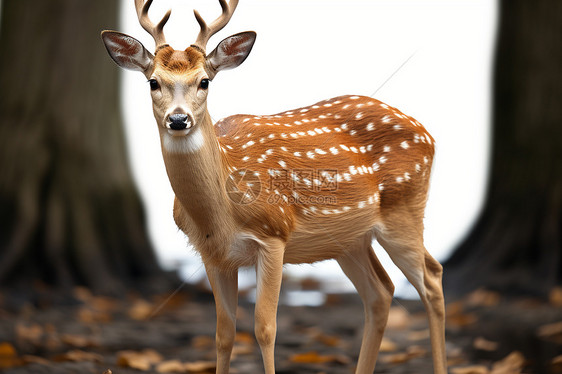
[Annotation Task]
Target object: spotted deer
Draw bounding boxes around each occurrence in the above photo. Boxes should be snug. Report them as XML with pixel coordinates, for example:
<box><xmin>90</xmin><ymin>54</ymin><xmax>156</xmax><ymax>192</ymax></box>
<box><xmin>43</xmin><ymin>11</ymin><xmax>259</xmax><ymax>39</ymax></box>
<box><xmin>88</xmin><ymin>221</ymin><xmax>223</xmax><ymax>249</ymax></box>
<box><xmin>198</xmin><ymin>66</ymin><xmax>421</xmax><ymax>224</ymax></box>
<box><xmin>102</xmin><ymin>1</ymin><xmax>447</xmax><ymax>373</ymax></box>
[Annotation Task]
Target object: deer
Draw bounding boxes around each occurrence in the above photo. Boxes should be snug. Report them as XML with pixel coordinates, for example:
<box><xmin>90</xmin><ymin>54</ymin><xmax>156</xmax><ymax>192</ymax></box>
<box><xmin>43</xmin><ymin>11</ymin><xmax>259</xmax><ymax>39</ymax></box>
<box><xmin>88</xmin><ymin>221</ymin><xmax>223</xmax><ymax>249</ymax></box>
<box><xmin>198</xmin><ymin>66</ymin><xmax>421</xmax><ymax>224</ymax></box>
<box><xmin>101</xmin><ymin>1</ymin><xmax>447</xmax><ymax>373</ymax></box>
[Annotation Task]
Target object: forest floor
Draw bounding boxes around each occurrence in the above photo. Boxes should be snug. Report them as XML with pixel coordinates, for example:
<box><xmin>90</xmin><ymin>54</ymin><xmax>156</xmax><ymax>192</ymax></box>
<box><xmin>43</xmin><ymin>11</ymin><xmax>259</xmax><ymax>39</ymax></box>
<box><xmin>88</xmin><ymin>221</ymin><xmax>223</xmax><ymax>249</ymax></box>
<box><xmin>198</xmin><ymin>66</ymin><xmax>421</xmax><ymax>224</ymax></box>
<box><xmin>1</xmin><ymin>283</ymin><xmax>561</xmax><ymax>374</ymax></box>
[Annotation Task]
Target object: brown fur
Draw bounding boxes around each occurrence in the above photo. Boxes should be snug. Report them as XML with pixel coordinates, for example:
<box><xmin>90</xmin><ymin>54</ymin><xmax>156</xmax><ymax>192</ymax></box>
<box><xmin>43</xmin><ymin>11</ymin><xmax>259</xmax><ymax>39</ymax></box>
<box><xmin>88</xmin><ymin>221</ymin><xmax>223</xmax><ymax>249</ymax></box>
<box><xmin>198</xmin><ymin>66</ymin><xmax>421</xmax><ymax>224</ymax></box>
<box><xmin>153</xmin><ymin>46</ymin><xmax>205</xmax><ymax>74</ymax></box>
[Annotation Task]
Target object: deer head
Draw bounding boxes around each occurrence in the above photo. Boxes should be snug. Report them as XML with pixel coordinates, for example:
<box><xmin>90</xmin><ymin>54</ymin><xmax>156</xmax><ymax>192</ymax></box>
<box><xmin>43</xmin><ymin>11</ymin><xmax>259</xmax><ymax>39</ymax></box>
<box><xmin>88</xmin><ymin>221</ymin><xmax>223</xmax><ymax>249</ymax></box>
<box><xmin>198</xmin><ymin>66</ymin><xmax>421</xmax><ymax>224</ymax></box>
<box><xmin>101</xmin><ymin>0</ymin><xmax>255</xmax><ymax>140</ymax></box>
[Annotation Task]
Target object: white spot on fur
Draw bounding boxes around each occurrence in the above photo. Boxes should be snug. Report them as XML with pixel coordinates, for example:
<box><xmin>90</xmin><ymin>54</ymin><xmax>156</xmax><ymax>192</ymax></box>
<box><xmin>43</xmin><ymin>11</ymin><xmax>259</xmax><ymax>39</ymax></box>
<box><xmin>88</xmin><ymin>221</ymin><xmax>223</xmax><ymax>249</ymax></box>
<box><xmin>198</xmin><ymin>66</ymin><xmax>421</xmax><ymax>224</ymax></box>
<box><xmin>366</xmin><ymin>123</ymin><xmax>375</xmax><ymax>131</ymax></box>
<box><xmin>340</xmin><ymin>144</ymin><xmax>349</xmax><ymax>151</ymax></box>
<box><xmin>330</xmin><ymin>147</ymin><xmax>339</xmax><ymax>155</ymax></box>
<box><xmin>384</xmin><ymin>146</ymin><xmax>391</xmax><ymax>152</ymax></box>
<box><xmin>400</xmin><ymin>141</ymin><xmax>409</xmax><ymax>149</ymax></box>
<box><xmin>278</xmin><ymin>160</ymin><xmax>287</xmax><ymax>168</ymax></box>
<box><xmin>381</xmin><ymin>115</ymin><xmax>392</xmax><ymax>123</ymax></box>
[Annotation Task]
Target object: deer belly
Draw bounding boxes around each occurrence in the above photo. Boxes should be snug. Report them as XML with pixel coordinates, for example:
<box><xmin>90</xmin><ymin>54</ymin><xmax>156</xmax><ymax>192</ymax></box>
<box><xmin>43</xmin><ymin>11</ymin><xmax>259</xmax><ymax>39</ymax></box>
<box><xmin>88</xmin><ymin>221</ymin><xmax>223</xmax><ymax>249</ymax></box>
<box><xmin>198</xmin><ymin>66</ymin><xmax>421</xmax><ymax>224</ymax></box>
<box><xmin>283</xmin><ymin>214</ymin><xmax>378</xmax><ymax>264</ymax></box>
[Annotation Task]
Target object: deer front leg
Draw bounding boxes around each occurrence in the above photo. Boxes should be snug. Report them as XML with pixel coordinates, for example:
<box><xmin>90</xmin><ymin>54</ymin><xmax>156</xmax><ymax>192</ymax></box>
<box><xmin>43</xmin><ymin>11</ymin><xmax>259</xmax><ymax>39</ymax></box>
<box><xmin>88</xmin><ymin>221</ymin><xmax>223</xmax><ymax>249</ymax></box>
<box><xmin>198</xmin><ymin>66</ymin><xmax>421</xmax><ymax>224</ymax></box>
<box><xmin>254</xmin><ymin>238</ymin><xmax>285</xmax><ymax>374</ymax></box>
<box><xmin>205</xmin><ymin>265</ymin><xmax>238</xmax><ymax>374</ymax></box>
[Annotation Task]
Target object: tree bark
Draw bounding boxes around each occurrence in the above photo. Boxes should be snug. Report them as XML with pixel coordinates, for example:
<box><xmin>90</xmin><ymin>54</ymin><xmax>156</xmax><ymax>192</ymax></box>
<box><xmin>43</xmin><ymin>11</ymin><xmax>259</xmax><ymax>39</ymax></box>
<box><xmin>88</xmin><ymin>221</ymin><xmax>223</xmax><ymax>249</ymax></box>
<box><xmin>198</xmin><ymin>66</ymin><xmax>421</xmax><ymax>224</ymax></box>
<box><xmin>0</xmin><ymin>0</ymin><xmax>169</xmax><ymax>295</ymax></box>
<box><xmin>444</xmin><ymin>0</ymin><xmax>562</xmax><ymax>297</ymax></box>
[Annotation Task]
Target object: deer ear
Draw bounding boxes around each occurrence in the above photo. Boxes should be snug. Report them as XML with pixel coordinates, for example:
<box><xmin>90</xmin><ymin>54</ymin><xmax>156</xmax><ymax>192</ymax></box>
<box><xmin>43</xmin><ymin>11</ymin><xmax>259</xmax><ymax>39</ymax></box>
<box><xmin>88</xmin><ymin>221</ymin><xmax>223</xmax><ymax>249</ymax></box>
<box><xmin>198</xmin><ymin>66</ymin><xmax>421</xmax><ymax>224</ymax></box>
<box><xmin>101</xmin><ymin>31</ymin><xmax>154</xmax><ymax>76</ymax></box>
<box><xmin>206</xmin><ymin>31</ymin><xmax>256</xmax><ymax>77</ymax></box>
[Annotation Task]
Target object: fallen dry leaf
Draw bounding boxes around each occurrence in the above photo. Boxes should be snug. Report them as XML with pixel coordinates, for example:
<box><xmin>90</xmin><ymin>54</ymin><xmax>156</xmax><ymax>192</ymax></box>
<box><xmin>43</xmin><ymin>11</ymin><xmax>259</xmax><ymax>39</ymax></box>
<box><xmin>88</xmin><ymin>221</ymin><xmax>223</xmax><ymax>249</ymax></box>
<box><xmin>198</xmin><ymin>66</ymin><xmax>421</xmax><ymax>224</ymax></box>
<box><xmin>386</xmin><ymin>307</ymin><xmax>411</xmax><ymax>329</ymax></box>
<box><xmin>473</xmin><ymin>336</ymin><xmax>499</xmax><ymax>352</ymax></box>
<box><xmin>156</xmin><ymin>359</ymin><xmax>186</xmax><ymax>373</ymax></box>
<box><xmin>0</xmin><ymin>342</ymin><xmax>21</xmax><ymax>369</ymax></box>
<box><xmin>550</xmin><ymin>355</ymin><xmax>562</xmax><ymax>373</ymax></box>
<box><xmin>183</xmin><ymin>360</ymin><xmax>217</xmax><ymax>373</ymax></box>
<box><xmin>380</xmin><ymin>345</ymin><xmax>427</xmax><ymax>364</ymax></box>
<box><xmin>191</xmin><ymin>335</ymin><xmax>214</xmax><ymax>351</ymax></box>
<box><xmin>231</xmin><ymin>344</ymin><xmax>254</xmax><ymax>357</ymax></box>
<box><xmin>21</xmin><ymin>355</ymin><xmax>50</xmax><ymax>365</ymax></box>
<box><xmin>408</xmin><ymin>329</ymin><xmax>430</xmax><ymax>341</ymax></box>
<box><xmin>537</xmin><ymin>321</ymin><xmax>562</xmax><ymax>343</ymax></box>
<box><xmin>451</xmin><ymin>365</ymin><xmax>490</xmax><ymax>374</ymax></box>
<box><xmin>490</xmin><ymin>351</ymin><xmax>525</xmax><ymax>374</ymax></box>
<box><xmin>289</xmin><ymin>351</ymin><xmax>350</xmax><ymax>365</ymax></box>
<box><xmin>117</xmin><ymin>349</ymin><xmax>164</xmax><ymax>370</ymax></box>
<box><xmin>128</xmin><ymin>299</ymin><xmax>154</xmax><ymax>320</ymax></box>
<box><xmin>549</xmin><ymin>287</ymin><xmax>562</xmax><ymax>307</ymax></box>
<box><xmin>0</xmin><ymin>342</ymin><xmax>16</xmax><ymax>357</ymax></box>
<box><xmin>379</xmin><ymin>337</ymin><xmax>398</xmax><ymax>352</ymax></box>
<box><xmin>446</xmin><ymin>302</ymin><xmax>477</xmax><ymax>328</ymax></box>
<box><xmin>305</xmin><ymin>327</ymin><xmax>341</xmax><ymax>347</ymax></box>
<box><xmin>15</xmin><ymin>323</ymin><xmax>43</xmax><ymax>346</ymax></box>
<box><xmin>234</xmin><ymin>332</ymin><xmax>254</xmax><ymax>345</ymax></box>
<box><xmin>78</xmin><ymin>307</ymin><xmax>112</xmax><ymax>323</ymax></box>
<box><xmin>61</xmin><ymin>333</ymin><xmax>97</xmax><ymax>348</ymax></box>
<box><xmin>466</xmin><ymin>289</ymin><xmax>501</xmax><ymax>307</ymax></box>
<box><xmin>54</xmin><ymin>349</ymin><xmax>103</xmax><ymax>363</ymax></box>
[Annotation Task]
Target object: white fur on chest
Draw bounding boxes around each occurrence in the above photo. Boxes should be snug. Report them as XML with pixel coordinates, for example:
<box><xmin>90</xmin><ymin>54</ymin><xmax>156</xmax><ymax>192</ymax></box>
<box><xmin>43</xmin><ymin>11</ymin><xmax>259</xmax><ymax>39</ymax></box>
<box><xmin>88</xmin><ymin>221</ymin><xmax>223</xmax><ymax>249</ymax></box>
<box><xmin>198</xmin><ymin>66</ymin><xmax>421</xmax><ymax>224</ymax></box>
<box><xmin>226</xmin><ymin>232</ymin><xmax>264</xmax><ymax>267</ymax></box>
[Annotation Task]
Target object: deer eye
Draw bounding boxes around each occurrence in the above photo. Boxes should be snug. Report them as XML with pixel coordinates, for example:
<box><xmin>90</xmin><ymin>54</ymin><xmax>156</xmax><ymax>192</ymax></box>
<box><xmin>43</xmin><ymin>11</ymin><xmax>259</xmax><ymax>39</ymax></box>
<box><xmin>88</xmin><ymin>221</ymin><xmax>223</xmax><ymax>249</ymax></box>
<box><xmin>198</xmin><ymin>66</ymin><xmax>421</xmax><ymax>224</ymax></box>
<box><xmin>200</xmin><ymin>79</ymin><xmax>209</xmax><ymax>90</ymax></box>
<box><xmin>148</xmin><ymin>79</ymin><xmax>159</xmax><ymax>91</ymax></box>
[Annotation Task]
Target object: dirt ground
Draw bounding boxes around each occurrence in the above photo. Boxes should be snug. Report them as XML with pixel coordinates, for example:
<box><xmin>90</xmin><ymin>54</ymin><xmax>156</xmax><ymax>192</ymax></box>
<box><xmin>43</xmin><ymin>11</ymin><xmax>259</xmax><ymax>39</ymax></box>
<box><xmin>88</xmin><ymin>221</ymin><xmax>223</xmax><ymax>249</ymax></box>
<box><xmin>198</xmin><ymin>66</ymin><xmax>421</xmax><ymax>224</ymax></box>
<box><xmin>1</xmin><ymin>284</ymin><xmax>561</xmax><ymax>374</ymax></box>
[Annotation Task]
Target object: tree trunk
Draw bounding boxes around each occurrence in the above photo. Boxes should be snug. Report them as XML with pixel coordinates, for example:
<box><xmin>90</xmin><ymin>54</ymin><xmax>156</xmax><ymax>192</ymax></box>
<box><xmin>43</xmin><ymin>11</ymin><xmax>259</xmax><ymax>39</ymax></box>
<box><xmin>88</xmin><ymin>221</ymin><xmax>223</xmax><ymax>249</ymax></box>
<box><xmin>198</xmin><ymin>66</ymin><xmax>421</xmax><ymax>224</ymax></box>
<box><xmin>444</xmin><ymin>0</ymin><xmax>562</xmax><ymax>297</ymax></box>
<box><xmin>0</xmin><ymin>0</ymin><xmax>170</xmax><ymax>296</ymax></box>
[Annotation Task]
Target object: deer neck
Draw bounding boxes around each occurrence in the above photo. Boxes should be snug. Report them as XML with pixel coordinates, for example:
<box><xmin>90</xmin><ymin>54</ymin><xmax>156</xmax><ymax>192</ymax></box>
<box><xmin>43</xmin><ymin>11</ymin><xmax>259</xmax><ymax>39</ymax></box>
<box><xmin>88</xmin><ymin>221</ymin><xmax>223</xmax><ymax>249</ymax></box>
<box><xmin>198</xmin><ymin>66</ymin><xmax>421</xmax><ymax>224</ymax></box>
<box><xmin>159</xmin><ymin>112</ymin><xmax>234</xmax><ymax>240</ymax></box>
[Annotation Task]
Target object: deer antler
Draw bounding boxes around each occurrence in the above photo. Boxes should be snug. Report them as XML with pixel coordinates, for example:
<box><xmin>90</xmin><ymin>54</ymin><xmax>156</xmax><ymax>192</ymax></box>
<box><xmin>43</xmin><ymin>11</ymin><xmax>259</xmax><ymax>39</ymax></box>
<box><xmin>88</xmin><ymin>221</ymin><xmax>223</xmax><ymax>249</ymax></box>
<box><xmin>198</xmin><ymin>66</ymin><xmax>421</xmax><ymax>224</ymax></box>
<box><xmin>193</xmin><ymin>0</ymin><xmax>239</xmax><ymax>52</ymax></box>
<box><xmin>134</xmin><ymin>0</ymin><xmax>171</xmax><ymax>49</ymax></box>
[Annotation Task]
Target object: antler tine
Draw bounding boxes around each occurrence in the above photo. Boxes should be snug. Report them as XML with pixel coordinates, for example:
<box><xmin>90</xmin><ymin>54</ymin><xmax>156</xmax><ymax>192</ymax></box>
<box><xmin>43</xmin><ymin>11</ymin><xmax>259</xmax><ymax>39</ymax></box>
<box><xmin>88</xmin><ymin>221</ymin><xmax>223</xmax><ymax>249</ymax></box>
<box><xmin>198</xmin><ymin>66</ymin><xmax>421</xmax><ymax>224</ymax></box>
<box><xmin>193</xmin><ymin>0</ymin><xmax>239</xmax><ymax>52</ymax></box>
<box><xmin>134</xmin><ymin>0</ymin><xmax>171</xmax><ymax>48</ymax></box>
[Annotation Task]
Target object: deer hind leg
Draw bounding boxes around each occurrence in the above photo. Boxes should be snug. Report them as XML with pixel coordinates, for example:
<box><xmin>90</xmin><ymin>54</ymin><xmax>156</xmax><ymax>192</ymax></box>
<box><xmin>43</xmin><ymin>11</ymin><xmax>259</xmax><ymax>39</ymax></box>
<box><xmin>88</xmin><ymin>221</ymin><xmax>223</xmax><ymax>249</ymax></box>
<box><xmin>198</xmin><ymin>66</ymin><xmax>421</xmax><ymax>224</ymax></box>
<box><xmin>254</xmin><ymin>238</ymin><xmax>285</xmax><ymax>374</ymax></box>
<box><xmin>337</xmin><ymin>234</ymin><xmax>395</xmax><ymax>374</ymax></box>
<box><xmin>375</xmin><ymin>213</ymin><xmax>447</xmax><ymax>374</ymax></box>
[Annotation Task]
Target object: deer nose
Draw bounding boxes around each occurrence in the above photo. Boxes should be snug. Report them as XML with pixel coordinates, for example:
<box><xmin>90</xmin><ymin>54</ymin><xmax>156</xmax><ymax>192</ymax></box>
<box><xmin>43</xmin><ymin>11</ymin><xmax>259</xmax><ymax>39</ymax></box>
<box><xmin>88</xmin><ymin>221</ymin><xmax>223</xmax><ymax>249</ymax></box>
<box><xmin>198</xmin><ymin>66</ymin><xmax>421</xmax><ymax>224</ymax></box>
<box><xmin>168</xmin><ymin>114</ymin><xmax>189</xmax><ymax>130</ymax></box>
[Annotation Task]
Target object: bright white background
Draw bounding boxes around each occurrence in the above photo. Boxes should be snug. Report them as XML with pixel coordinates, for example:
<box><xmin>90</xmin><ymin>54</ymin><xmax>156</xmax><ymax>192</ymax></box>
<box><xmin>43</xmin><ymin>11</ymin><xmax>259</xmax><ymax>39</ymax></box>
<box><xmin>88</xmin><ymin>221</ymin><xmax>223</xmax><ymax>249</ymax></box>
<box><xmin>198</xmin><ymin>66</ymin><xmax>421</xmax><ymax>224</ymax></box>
<box><xmin>118</xmin><ymin>0</ymin><xmax>497</xmax><ymax>298</ymax></box>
